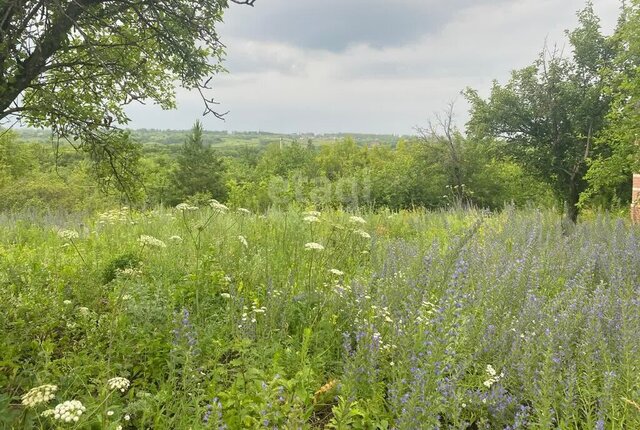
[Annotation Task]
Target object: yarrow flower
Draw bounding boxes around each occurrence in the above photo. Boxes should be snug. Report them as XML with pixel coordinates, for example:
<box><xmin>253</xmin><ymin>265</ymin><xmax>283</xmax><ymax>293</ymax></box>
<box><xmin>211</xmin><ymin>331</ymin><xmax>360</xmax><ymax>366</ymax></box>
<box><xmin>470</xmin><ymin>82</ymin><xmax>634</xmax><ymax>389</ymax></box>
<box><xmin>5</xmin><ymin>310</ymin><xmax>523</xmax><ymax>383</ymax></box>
<box><xmin>138</xmin><ymin>235</ymin><xmax>166</xmax><ymax>248</ymax></box>
<box><xmin>209</xmin><ymin>199</ymin><xmax>229</xmax><ymax>212</ymax></box>
<box><xmin>303</xmin><ymin>215</ymin><xmax>320</xmax><ymax>223</ymax></box>
<box><xmin>329</xmin><ymin>268</ymin><xmax>344</xmax><ymax>276</ymax></box>
<box><xmin>21</xmin><ymin>384</ymin><xmax>58</xmax><ymax>407</ymax></box>
<box><xmin>175</xmin><ymin>203</ymin><xmax>198</xmax><ymax>211</ymax></box>
<box><xmin>238</xmin><ymin>235</ymin><xmax>248</xmax><ymax>248</ymax></box>
<box><xmin>349</xmin><ymin>215</ymin><xmax>367</xmax><ymax>225</ymax></box>
<box><xmin>58</xmin><ymin>230</ymin><xmax>79</xmax><ymax>240</ymax></box>
<box><xmin>52</xmin><ymin>400</ymin><xmax>85</xmax><ymax>423</ymax></box>
<box><xmin>116</xmin><ymin>267</ymin><xmax>142</xmax><ymax>278</ymax></box>
<box><xmin>354</xmin><ymin>229</ymin><xmax>371</xmax><ymax>239</ymax></box>
<box><xmin>304</xmin><ymin>242</ymin><xmax>325</xmax><ymax>251</ymax></box>
<box><xmin>107</xmin><ymin>377</ymin><xmax>131</xmax><ymax>392</ymax></box>
<box><xmin>97</xmin><ymin>208</ymin><xmax>131</xmax><ymax>225</ymax></box>
<box><xmin>303</xmin><ymin>210</ymin><xmax>321</xmax><ymax>217</ymax></box>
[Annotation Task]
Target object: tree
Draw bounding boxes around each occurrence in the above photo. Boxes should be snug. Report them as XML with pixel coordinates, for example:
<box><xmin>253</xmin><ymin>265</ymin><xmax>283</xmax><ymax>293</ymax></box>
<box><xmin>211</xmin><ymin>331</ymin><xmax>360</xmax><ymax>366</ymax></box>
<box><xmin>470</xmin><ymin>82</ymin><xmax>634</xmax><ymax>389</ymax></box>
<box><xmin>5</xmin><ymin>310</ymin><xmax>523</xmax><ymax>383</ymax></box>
<box><xmin>417</xmin><ymin>103</ymin><xmax>470</xmax><ymax>206</ymax></box>
<box><xmin>582</xmin><ymin>1</ymin><xmax>640</xmax><ymax>208</ymax></box>
<box><xmin>465</xmin><ymin>3</ymin><xmax>614</xmax><ymax>222</ymax></box>
<box><xmin>0</xmin><ymin>0</ymin><xmax>255</xmax><ymax>185</ymax></box>
<box><xmin>172</xmin><ymin>120</ymin><xmax>226</xmax><ymax>203</ymax></box>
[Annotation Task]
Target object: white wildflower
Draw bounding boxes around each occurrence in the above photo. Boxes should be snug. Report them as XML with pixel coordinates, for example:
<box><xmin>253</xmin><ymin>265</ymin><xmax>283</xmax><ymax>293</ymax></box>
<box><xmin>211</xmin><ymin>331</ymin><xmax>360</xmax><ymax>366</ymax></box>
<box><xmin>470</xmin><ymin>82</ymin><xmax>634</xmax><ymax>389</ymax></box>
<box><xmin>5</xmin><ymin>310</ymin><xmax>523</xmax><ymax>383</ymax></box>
<box><xmin>220</xmin><ymin>293</ymin><xmax>231</xmax><ymax>299</ymax></box>
<box><xmin>209</xmin><ymin>199</ymin><xmax>229</xmax><ymax>212</ymax></box>
<box><xmin>107</xmin><ymin>410</ymin><xmax>114</xmax><ymax>416</ymax></box>
<box><xmin>97</xmin><ymin>208</ymin><xmax>130</xmax><ymax>225</ymax></box>
<box><xmin>349</xmin><ymin>215</ymin><xmax>367</xmax><ymax>225</ymax></box>
<box><xmin>52</xmin><ymin>400</ymin><xmax>85</xmax><ymax>423</ymax></box>
<box><xmin>354</xmin><ymin>229</ymin><xmax>371</xmax><ymax>239</ymax></box>
<box><xmin>124</xmin><ymin>414</ymin><xmax>130</xmax><ymax>421</ymax></box>
<box><xmin>107</xmin><ymin>377</ymin><xmax>130</xmax><ymax>393</ymax></box>
<box><xmin>169</xmin><ymin>235</ymin><xmax>183</xmax><ymax>243</ymax></box>
<box><xmin>138</xmin><ymin>235</ymin><xmax>166</xmax><ymax>248</ymax></box>
<box><xmin>77</xmin><ymin>307</ymin><xmax>90</xmax><ymax>316</ymax></box>
<box><xmin>58</xmin><ymin>230</ymin><xmax>79</xmax><ymax>240</ymax></box>
<box><xmin>304</xmin><ymin>242</ymin><xmax>325</xmax><ymax>251</ymax></box>
<box><xmin>303</xmin><ymin>210</ymin><xmax>321</xmax><ymax>217</ymax></box>
<box><xmin>175</xmin><ymin>203</ymin><xmax>198</xmax><ymax>211</ymax></box>
<box><xmin>41</xmin><ymin>409</ymin><xmax>55</xmax><ymax>417</ymax></box>
<box><xmin>238</xmin><ymin>235</ymin><xmax>248</xmax><ymax>248</ymax></box>
<box><xmin>237</xmin><ymin>208</ymin><xmax>251</xmax><ymax>215</ymax></box>
<box><xmin>117</xmin><ymin>267</ymin><xmax>142</xmax><ymax>278</ymax></box>
<box><xmin>116</xmin><ymin>426</ymin><xmax>123</xmax><ymax>430</ymax></box>
<box><xmin>21</xmin><ymin>384</ymin><xmax>58</xmax><ymax>407</ymax></box>
<box><xmin>303</xmin><ymin>215</ymin><xmax>320</xmax><ymax>223</ymax></box>
<box><xmin>63</xmin><ymin>300</ymin><xmax>72</xmax><ymax>305</ymax></box>
<box><xmin>483</xmin><ymin>364</ymin><xmax>502</xmax><ymax>388</ymax></box>
<box><xmin>329</xmin><ymin>269</ymin><xmax>344</xmax><ymax>276</ymax></box>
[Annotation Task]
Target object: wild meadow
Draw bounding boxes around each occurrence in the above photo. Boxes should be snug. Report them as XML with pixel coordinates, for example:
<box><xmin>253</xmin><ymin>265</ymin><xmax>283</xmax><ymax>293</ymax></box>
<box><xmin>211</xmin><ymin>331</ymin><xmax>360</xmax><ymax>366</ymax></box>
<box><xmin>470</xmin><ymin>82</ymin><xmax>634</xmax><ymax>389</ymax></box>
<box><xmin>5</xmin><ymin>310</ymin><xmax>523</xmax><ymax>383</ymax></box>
<box><xmin>1</xmin><ymin>203</ymin><xmax>640</xmax><ymax>429</ymax></box>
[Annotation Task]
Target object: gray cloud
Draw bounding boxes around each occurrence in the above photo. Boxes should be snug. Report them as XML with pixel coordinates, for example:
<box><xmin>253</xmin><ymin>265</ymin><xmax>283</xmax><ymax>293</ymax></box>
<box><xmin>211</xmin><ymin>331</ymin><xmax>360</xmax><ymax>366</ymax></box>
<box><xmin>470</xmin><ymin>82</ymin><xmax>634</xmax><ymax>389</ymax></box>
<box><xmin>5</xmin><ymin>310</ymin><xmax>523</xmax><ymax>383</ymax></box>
<box><xmin>222</xmin><ymin>0</ymin><xmax>512</xmax><ymax>52</ymax></box>
<box><xmin>126</xmin><ymin>0</ymin><xmax>622</xmax><ymax>134</ymax></box>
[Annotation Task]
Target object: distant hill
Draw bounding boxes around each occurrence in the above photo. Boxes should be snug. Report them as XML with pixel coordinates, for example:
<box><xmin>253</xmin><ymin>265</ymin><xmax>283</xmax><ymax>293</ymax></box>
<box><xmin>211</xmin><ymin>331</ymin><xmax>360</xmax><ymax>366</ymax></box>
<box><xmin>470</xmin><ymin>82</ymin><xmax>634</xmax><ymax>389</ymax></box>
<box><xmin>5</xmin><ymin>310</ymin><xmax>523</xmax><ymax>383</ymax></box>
<box><xmin>13</xmin><ymin>127</ymin><xmax>403</xmax><ymax>148</ymax></box>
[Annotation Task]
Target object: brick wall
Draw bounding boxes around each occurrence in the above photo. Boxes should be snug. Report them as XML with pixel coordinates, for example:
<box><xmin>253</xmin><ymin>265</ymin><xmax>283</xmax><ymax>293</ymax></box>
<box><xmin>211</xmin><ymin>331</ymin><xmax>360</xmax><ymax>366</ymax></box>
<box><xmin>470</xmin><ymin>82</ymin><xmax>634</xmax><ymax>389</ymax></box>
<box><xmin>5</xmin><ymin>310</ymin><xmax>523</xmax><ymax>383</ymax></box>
<box><xmin>632</xmin><ymin>174</ymin><xmax>640</xmax><ymax>223</ymax></box>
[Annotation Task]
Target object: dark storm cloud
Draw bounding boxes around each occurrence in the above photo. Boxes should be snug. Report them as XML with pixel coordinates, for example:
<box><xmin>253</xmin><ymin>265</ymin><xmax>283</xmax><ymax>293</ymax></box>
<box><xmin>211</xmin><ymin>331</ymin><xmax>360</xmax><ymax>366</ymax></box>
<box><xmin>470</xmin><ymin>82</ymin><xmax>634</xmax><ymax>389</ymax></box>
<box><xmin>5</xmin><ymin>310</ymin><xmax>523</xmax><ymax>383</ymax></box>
<box><xmin>223</xmin><ymin>0</ymin><xmax>510</xmax><ymax>52</ymax></box>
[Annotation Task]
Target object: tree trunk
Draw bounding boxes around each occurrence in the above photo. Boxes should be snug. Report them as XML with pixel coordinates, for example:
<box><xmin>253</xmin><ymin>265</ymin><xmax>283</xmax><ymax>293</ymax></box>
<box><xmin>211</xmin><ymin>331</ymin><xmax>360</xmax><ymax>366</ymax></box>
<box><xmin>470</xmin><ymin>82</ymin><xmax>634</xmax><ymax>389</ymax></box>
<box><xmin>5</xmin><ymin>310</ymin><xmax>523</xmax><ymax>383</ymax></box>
<box><xmin>566</xmin><ymin>180</ymin><xmax>580</xmax><ymax>223</ymax></box>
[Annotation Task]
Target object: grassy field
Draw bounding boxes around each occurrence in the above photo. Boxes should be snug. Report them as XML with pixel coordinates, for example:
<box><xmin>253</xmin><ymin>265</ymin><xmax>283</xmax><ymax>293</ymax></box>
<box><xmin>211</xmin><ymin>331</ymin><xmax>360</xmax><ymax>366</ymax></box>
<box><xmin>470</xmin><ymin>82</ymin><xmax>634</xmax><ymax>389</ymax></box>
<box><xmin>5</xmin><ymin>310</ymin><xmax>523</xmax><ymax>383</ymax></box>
<box><xmin>2</xmin><ymin>205</ymin><xmax>640</xmax><ymax>429</ymax></box>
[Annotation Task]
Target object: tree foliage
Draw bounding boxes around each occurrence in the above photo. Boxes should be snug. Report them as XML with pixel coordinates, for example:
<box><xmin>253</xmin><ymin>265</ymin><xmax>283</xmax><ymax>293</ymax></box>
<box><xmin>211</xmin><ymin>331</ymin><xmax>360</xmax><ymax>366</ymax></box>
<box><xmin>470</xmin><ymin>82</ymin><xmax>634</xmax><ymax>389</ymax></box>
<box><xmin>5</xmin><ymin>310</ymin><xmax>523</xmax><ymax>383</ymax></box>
<box><xmin>0</xmin><ymin>0</ymin><xmax>254</xmax><ymax>188</ymax></box>
<box><xmin>465</xmin><ymin>3</ymin><xmax>615</xmax><ymax>221</ymax></box>
<box><xmin>172</xmin><ymin>120</ymin><xmax>226</xmax><ymax>204</ymax></box>
<box><xmin>581</xmin><ymin>0</ymin><xmax>640</xmax><ymax>208</ymax></box>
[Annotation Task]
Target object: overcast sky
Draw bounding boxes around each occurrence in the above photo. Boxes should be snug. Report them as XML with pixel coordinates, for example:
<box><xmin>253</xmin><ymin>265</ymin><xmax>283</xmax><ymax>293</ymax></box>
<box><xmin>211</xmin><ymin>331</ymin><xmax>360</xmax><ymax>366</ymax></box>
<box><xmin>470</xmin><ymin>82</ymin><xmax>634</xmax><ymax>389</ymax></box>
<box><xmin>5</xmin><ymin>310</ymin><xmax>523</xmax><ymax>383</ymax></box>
<box><xmin>125</xmin><ymin>0</ymin><xmax>621</xmax><ymax>135</ymax></box>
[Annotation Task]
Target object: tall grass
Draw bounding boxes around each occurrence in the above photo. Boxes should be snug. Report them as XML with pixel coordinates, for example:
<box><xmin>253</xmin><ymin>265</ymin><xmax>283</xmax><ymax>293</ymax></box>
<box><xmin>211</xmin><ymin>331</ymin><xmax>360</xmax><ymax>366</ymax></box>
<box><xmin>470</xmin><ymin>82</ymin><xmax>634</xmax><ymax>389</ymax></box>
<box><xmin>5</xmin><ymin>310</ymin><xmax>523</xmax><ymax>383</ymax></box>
<box><xmin>1</xmin><ymin>205</ymin><xmax>639</xmax><ymax>429</ymax></box>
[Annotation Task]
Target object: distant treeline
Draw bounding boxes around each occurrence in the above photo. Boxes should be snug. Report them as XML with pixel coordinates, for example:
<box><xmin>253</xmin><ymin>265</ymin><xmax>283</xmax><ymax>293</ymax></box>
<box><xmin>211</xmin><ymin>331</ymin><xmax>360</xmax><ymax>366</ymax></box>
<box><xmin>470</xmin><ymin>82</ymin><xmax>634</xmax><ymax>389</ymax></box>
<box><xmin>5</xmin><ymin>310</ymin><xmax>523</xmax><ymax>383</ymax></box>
<box><xmin>1</xmin><ymin>123</ymin><xmax>555</xmax><ymax>213</ymax></box>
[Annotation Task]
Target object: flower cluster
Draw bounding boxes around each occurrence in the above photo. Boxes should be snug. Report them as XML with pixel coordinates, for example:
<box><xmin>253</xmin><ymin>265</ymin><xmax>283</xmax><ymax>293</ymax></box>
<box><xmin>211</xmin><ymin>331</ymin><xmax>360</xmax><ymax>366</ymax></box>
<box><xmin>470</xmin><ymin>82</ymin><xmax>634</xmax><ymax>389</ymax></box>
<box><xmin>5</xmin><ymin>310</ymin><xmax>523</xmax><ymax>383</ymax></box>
<box><xmin>349</xmin><ymin>215</ymin><xmax>367</xmax><ymax>225</ymax></box>
<box><xmin>209</xmin><ymin>199</ymin><xmax>229</xmax><ymax>212</ymax></box>
<box><xmin>116</xmin><ymin>266</ymin><xmax>143</xmax><ymax>278</ymax></box>
<box><xmin>107</xmin><ymin>377</ymin><xmax>131</xmax><ymax>392</ymax></box>
<box><xmin>58</xmin><ymin>230</ymin><xmax>79</xmax><ymax>240</ymax></box>
<box><xmin>138</xmin><ymin>235</ymin><xmax>166</xmax><ymax>248</ymax></box>
<box><xmin>354</xmin><ymin>229</ymin><xmax>371</xmax><ymax>239</ymax></box>
<box><xmin>97</xmin><ymin>208</ymin><xmax>130</xmax><ymax>225</ymax></box>
<box><xmin>175</xmin><ymin>203</ymin><xmax>198</xmax><ymax>211</ymax></box>
<box><xmin>237</xmin><ymin>207</ymin><xmax>251</xmax><ymax>215</ymax></box>
<box><xmin>303</xmin><ymin>210</ymin><xmax>321</xmax><ymax>217</ymax></box>
<box><xmin>483</xmin><ymin>364</ymin><xmax>504</xmax><ymax>388</ymax></box>
<box><xmin>329</xmin><ymin>268</ymin><xmax>344</xmax><ymax>276</ymax></box>
<box><xmin>304</xmin><ymin>242</ymin><xmax>325</xmax><ymax>251</ymax></box>
<box><xmin>21</xmin><ymin>384</ymin><xmax>57</xmax><ymax>407</ymax></box>
<box><xmin>50</xmin><ymin>400</ymin><xmax>86</xmax><ymax>423</ymax></box>
<box><xmin>238</xmin><ymin>235</ymin><xmax>248</xmax><ymax>248</ymax></box>
<box><xmin>304</xmin><ymin>215</ymin><xmax>320</xmax><ymax>223</ymax></box>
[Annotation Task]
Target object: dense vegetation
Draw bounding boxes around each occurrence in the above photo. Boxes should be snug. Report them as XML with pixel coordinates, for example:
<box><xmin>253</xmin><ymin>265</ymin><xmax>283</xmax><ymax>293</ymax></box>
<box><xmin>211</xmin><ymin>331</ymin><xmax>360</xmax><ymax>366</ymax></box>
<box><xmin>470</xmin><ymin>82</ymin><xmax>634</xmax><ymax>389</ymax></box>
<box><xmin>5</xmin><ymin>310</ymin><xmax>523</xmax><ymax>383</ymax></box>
<box><xmin>3</xmin><ymin>207</ymin><xmax>640</xmax><ymax>429</ymax></box>
<box><xmin>5</xmin><ymin>2</ymin><xmax>640</xmax><ymax>429</ymax></box>
<box><xmin>1</xmin><ymin>125</ymin><xmax>555</xmax><ymax>214</ymax></box>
